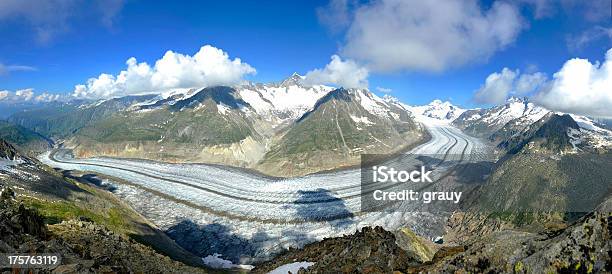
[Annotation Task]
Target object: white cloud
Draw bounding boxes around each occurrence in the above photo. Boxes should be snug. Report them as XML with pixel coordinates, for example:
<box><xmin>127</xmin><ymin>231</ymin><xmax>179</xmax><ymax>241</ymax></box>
<box><xmin>0</xmin><ymin>88</ymin><xmax>62</xmax><ymax>103</ymax></box>
<box><xmin>34</xmin><ymin>92</ymin><xmax>61</xmax><ymax>102</ymax></box>
<box><xmin>333</xmin><ymin>0</ymin><xmax>524</xmax><ymax>72</ymax></box>
<box><xmin>72</xmin><ymin>45</ymin><xmax>256</xmax><ymax>99</ymax></box>
<box><xmin>474</xmin><ymin>68</ymin><xmax>547</xmax><ymax>104</ymax></box>
<box><xmin>515</xmin><ymin>72</ymin><xmax>547</xmax><ymax>94</ymax></box>
<box><xmin>474</xmin><ymin>68</ymin><xmax>519</xmax><ymax>104</ymax></box>
<box><xmin>376</xmin><ymin>87</ymin><xmax>392</xmax><ymax>93</ymax></box>
<box><xmin>534</xmin><ymin>48</ymin><xmax>612</xmax><ymax>118</ymax></box>
<box><xmin>15</xmin><ymin>88</ymin><xmax>34</xmax><ymax>101</ymax></box>
<box><xmin>303</xmin><ymin>55</ymin><xmax>368</xmax><ymax>89</ymax></box>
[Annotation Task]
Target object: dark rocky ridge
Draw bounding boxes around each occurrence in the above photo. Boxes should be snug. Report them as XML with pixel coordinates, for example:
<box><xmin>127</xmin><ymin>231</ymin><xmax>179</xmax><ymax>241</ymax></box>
<box><xmin>0</xmin><ymin>139</ymin><xmax>21</xmax><ymax>160</ymax></box>
<box><xmin>253</xmin><ymin>201</ymin><xmax>611</xmax><ymax>273</ymax></box>
<box><xmin>253</xmin><ymin>226</ymin><xmax>418</xmax><ymax>273</ymax></box>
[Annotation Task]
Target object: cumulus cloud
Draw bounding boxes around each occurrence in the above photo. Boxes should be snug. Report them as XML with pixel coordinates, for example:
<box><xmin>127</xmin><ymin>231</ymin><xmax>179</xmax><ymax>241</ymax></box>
<box><xmin>35</xmin><ymin>92</ymin><xmax>61</xmax><ymax>102</ymax></box>
<box><xmin>534</xmin><ymin>48</ymin><xmax>612</xmax><ymax>118</ymax></box>
<box><xmin>515</xmin><ymin>72</ymin><xmax>548</xmax><ymax>95</ymax></box>
<box><xmin>0</xmin><ymin>0</ymin><xmax>125</xmax><ymax>43</ymax></box>
<box><xmin>327</xmin><ymin>0</ymin><xmax>524</xmax><ymax>72</ymax></box>
<box><xmin>303</xmin><ymin>55</ymin><xmax>368</xmax><ymax>89</ymax></box>
<box><xmin>474</xmin><ymin>68</ymin><xmax>547</xmax><ymax>104</ymax></box>
<box><xmin>15</xmin><ymin>88</ymin><xmax>34</xmax><ymax>101</ymax></box>
<box><xmin>474</xmin><ymin>68</ymin><xmax>519</xmax><ymax>104</ymax></box>
<box><xmin>0</xmin><ymin>88</ymin><xmax>62</xmax><ymax>103</ymax></box>
<box><xmin>73</xmin><ymin>45</ymin><xmax>256</xmax><ymax>99</ymax></box>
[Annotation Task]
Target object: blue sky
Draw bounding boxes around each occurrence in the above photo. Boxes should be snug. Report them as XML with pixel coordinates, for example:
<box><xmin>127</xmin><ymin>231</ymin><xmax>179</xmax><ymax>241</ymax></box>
<box><xmin>0</xmin><ymin>0</ymin><xmax>611</xmax><ymax>108</ymax></box>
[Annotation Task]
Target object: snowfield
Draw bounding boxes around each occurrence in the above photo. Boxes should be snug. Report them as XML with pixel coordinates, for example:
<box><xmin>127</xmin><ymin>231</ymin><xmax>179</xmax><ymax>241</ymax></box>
<box><xmin>40</xmin><ymin>118</ymin><xmax>489</xmax><ymax>264</ymax></box>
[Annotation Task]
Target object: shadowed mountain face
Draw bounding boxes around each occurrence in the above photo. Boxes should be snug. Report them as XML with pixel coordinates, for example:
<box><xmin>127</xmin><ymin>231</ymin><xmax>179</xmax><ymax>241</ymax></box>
<box><xmin>498</xmin><ymin>113</ymin><xmax>580</xmax><ymax>154</ymax></box>
<box><xmin>0</xmin><ymin>138</ymin><xmax>21</xmax><ymax>160</ymax></box>
<box><xmin>0</xmin><ymin>120</ymin><xmax>51</xmax><ymax>154</ymax></box>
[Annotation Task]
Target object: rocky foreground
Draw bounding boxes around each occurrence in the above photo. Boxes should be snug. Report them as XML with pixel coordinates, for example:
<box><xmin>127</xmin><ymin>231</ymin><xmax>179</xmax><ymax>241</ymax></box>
<box><xmin>254</xmin><ymin>204</ymin><xmax>612</xmax><ymax>273</ymax></box>
<box><xmin>0</xmin><ymin>187</ymin><xmax>210</xmax><ymax>274</ymax></box>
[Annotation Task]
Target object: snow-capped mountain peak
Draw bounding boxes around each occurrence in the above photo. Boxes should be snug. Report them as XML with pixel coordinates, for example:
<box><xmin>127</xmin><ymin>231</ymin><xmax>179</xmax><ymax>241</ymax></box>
<box><xmin>409</xmin><ymin>99</ymin><xmax>466</xmax><ymax>121</ymax></box>
<box><xmin>382</xmin><ymin>95</ymin><xmax>410</xmax><ymax>112</ymax></box>
<box><xmin>483</xmin><ymin>97</ymin><xmax>548</xmax><ymax>126</ymax></box>
<box><xmin>237</xmin><ymin>77</ymin><xmax>334</xmax><ymax>124</ymax></box>
<box><xmin>279</xmin><ymin>72</ymin><xmax>306</xmax><ymax>88</ymax></box>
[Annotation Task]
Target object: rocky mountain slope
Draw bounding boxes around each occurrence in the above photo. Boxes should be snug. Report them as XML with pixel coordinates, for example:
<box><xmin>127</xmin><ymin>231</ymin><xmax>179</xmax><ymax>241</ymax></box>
<box><xmin>253</xmin><ymin>198</ymin><xmax>611</xmax><ymax>273</ymax></box>
<box><xmin>8</xmin><ymin>95</ymin><xmax>157</xmax><ymax>139</ymax></box>
<box><xmin>453</xmin><ymin>97</ymin><xmax>549</xmax><ymax>139</ymax></box>
<box><xmin>422</xmin><ymin>200</ymin><xmax>612</xmax><ymax>273</ymax></box>
<box><xmin>0</xmin><ymin>187</ymin><xmax>210</xmax><ymax>273</ymax></box>
<box><xmin>258</xmin><ymin>88</ymin><xmax>425</xmax><ymax>176</ymax></box>
<box><xmin>253</xmin><ymin>226</ymin><xmax>420</xmax><ymax>273</ymax></box>
<box><xmin>70</xmin><ymin>86</ymin><xmax>268</xmax><ymax>167</ymax></box>
<box><xmin>253</xmin><ymin>113</ymin><xmax>612</xmax><ymax>272</ymax></box>
<box><xmin>448</xmin><ymin>113</ymin><xmax>611</xmax><ymax>241</ymax></box>
<box><xmin>0</xmin><ymin>120</ymin><xmax>51</xmax><ymax>154</ymax></box>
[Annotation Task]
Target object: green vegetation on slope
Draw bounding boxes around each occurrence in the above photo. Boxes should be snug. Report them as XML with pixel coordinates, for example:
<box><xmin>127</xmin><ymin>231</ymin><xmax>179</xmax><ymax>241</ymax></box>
<box><xmin>8</xmin><ymin>95</ymin><xmax>156</xmax><ymax>138</ymax></box>
<box><xmin>0</xmin><ymin>120</ymin><xmax>50</xmax><ymax>153</ymax></box>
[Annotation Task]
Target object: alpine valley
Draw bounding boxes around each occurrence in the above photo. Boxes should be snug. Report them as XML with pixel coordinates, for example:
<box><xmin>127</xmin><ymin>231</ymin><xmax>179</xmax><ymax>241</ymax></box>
<box><xmin>9</xmin><ymin>74</ymin><xmax>426</xmax><ymax>177</ymax></box>
<box><xmin>2</xmin><ymin>74</ymin><xmax>612</xmax><ymax>273</ymax></box>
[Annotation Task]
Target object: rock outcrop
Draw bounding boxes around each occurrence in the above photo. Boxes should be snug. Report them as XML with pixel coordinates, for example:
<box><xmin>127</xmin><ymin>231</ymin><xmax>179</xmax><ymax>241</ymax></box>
<box><xmin>253</xmin><ymin>226</ymin><xmax>418</xmax><ymax>273</ymax></box>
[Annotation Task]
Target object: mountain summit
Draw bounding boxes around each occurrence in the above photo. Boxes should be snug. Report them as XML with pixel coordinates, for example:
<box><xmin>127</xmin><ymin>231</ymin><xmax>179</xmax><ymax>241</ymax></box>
<box><xmin>279</xmin><ymin>72</ymin><xmax>306</xmax><ymax>87</ymax></box>
<box><xmin>409</xmin><ymin>100</ymin><xmax>466</xmax><ymax>121</ymax></box>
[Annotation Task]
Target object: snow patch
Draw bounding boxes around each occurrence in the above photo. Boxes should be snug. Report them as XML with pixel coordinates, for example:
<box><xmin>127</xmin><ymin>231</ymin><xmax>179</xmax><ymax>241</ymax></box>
<box><xmin>217</xmin><ymin>103</ymin><xmax>230</xmax><ymax>115</ymax></box>
<box><xmin>567</xmin><ymin>128</ymin><xmax>583</xmax><ymax>150</ymax></box>
<box><xmin>0</xmin><ymin>158</ymin><xmax>24</xmax><ymax>171</ymax></box>
<box><xmin>268</xmin><ymin>262</ymin><xmax>315</xmax><ymax>274</ymax></box>
<box><xmin>569</xmin><ymin>114</ymin><xmax>610</xmax><ymax>133</ymax></box>
<box><xmin>201</xmin><ymin>253</ymin><xmax>253</xmax><ymax>270</ymax></box>
<box><xmin>355</xmin><ymin>89</ymin><xmax>389</xmax><ymax>116</ymax></box>
<box><xmin>349</xmin><ymin>115</ymin><xmax>374</xmax><ymax>125</ymax></box>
